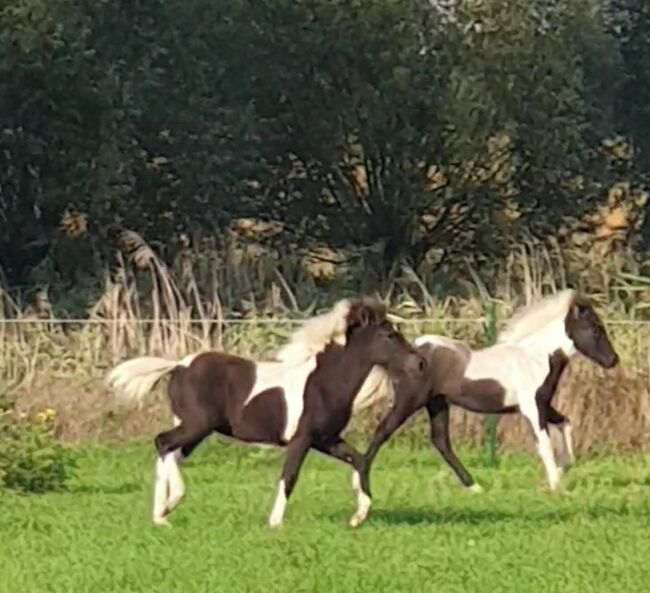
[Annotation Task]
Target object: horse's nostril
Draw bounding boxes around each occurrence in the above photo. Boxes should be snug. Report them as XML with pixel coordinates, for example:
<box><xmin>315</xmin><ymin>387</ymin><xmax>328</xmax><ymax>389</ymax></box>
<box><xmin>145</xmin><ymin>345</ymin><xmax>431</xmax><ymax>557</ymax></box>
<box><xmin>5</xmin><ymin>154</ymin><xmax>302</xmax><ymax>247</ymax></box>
<box><xmin>418</xmin><ymin>357</ymin><xmax>427</xmax><ymax>372</ymax></box>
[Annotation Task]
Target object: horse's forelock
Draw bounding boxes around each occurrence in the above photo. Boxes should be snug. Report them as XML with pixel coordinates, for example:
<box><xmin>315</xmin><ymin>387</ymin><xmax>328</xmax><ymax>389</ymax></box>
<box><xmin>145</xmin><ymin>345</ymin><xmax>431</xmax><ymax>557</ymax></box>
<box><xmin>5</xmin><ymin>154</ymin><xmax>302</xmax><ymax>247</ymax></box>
<box><xmin>345</xmin><ymin>298</ymin><xmax>387</xmax><ymax>331</ymax></box>
<box><xmin>275</xmin><ymin>298</ymin><xmax>352</xmax><ymax>363</ymax></box>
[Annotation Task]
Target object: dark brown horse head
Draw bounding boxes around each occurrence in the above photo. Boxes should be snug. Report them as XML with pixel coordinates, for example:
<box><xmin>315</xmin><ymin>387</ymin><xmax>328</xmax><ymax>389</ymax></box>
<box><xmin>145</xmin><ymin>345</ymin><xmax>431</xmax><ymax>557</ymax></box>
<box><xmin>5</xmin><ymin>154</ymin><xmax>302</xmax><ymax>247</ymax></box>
<box><xmin>565</xmin><ymin>296</ymin><xmax>619</xmax><ymax>368</ymax></box>
<box><xmin>345</xmin><ymin>299</ymin><xmax>426</xmax><ymax>377</ymax></box>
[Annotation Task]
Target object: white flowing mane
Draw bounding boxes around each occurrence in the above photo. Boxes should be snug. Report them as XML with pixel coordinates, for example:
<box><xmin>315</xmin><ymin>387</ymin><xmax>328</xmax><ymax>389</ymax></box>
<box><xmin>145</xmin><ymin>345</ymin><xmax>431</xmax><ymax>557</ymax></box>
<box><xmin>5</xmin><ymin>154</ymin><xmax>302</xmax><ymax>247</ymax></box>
<box><xmin>275</xmin><ymin>299</ymin><xmax>352</xmax><ymax>364</ymax></box>
<box><xmin>498</xmin><ymin>289</ymin><xmax>576</xmax><ymax>345</ymax></box>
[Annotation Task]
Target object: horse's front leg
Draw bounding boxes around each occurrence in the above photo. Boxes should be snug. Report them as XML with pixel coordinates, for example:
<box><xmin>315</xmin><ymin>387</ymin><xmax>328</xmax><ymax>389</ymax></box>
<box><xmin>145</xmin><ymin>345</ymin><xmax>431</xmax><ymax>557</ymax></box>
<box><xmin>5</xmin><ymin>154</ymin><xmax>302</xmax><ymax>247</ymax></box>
<box><xmin>425</xmin><ymin>395</ymin><xmax>481</xmax><ymax>492</ymax></box>
<box><xmin>268</xmin><ymin>431</ymin><xmax>311</xmax><ymax>529</ymax></box>
<box><xmin>365</xmin><ymin>396</ymin><xmax>424</xmax><ymax>466</ymax></box>
<box><xmin>547</xmin><ymin>406</ymin><xmax>574</xmax><ymax>471</ymax></box>
<box><xmin>314</xmin><ymin>437</ymin><xmax>371</xmax><ymax>528</ymax></box>
<box><xmin>520</xmin><ymin>401</ymin><xmax>561</xmax><ymax>491</ymax></box>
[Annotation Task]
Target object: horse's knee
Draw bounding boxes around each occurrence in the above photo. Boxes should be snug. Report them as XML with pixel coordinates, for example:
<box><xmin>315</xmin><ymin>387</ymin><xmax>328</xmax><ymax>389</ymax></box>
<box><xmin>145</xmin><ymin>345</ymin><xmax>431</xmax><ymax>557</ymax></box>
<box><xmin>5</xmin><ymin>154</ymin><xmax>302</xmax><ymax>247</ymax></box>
<box><xmin>154</xmin><ymin>433</ymin><xmax>172</xmax><ymax>457</ymax></box>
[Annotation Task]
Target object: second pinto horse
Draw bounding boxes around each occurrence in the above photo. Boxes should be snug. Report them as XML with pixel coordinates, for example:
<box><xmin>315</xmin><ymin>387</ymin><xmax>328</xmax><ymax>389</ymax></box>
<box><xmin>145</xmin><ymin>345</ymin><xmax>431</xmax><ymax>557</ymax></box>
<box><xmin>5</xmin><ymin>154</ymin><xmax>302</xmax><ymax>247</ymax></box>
<box><xmin>361</xmin><ymin>289</ymin><xmax>619</xmax><ymax>495</ymax></box>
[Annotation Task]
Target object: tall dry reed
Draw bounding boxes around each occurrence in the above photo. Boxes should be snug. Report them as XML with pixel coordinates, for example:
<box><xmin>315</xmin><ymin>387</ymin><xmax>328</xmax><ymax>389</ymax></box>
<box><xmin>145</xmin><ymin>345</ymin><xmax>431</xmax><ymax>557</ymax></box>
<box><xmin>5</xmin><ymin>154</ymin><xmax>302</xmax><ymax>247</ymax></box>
<box><xmin>1</xmin><ymin>234</ymin><xmax>649</xmax><ymax>453</ymax></box>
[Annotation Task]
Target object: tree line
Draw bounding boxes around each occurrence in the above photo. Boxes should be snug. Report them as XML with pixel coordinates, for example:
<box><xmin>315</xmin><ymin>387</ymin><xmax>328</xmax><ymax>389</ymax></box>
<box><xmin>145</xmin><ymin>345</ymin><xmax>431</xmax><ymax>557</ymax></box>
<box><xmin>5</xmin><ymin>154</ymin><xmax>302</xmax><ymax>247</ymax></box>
<box><xmin>1</xmin><ymin>0</ymin><xmax>649</xmax><ymax>309</ymax></box>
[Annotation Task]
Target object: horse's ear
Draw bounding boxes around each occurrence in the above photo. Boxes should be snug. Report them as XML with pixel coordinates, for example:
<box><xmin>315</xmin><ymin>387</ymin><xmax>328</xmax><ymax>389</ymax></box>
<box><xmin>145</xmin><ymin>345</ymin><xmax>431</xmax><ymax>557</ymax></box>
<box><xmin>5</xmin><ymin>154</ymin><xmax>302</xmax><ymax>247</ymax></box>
<box><xmin>361</xmin><ymin>297</ymin><xmax>387</xmax><ymax>325</ymax></box>
<box><xmin>570</xmin><ymin>298</ymin><xmax>591</xmax><ymax>319</ymax></box>
<box><xmin>345</xmin><ymin>301</ymin><xmax>365</xmax><ymax>330</ymax></box>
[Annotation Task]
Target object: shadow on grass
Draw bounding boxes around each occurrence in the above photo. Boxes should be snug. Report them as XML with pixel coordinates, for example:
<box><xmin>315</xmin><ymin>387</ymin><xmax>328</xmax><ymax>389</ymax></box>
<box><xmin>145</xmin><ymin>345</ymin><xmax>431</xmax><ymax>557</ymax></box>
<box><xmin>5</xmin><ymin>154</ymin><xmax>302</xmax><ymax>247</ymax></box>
<box><xmin>364</xmin><ymin>503</ymin><xmax>648</xmax><ymax>527</ymax></box>
<box><xmin>71</xmin><ymin>483</ymin><xmax>141</xmax><ymax>495</ymax></box>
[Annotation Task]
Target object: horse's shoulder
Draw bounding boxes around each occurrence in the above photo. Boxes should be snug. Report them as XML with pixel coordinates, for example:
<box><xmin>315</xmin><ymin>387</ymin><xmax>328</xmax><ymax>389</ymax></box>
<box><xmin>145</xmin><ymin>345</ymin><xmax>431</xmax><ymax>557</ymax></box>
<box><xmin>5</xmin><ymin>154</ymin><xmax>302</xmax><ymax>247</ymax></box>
<box><xmin>418</xmin><ymin>342</ymin><xmax>469</xmax><ymax>384</ymax></box>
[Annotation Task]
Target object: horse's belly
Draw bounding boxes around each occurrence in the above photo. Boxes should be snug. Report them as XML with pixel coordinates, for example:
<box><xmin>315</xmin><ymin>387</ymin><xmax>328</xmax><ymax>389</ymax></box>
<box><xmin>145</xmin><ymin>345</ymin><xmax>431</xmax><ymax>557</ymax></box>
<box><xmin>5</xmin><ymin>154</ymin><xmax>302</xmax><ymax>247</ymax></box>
<box><xmin>233</xmin><ymin>388</ymin><xmax>288</xmax><ymax>445</ymax></box>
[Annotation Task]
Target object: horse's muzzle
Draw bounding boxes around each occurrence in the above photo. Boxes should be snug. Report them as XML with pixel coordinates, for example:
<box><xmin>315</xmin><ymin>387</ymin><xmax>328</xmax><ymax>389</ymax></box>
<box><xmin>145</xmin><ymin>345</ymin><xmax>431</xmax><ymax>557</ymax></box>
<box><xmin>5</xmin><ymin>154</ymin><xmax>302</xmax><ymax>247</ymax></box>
<box><xmin>605</xmin><ymin>352</ymin><xmax>620</xmax><ymax>369</ymax></box>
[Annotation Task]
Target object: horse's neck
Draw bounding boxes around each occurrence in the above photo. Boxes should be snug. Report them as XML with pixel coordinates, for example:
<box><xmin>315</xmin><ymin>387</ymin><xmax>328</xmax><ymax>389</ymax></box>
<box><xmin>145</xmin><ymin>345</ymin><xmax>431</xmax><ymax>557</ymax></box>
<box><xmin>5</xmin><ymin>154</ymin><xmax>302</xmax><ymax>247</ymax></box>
<box><xmin>331</xmin><ymin>345</ymin><xmax>376</xmax><ymax>404</ymax></box>
<box><xmin>511</xmin><ymin>317</ymin><xmax>575</xmax><ymax>358</ymax></box>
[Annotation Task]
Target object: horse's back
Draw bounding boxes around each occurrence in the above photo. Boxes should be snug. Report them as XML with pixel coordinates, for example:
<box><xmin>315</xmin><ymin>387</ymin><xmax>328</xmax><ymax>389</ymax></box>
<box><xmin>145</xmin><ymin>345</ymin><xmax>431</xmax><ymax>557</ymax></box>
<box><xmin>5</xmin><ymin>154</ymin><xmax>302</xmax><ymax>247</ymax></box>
<box><xmin>168</xmin><ymin>351</ymin><xmax>257</xmax><ymax>418</ymax></box>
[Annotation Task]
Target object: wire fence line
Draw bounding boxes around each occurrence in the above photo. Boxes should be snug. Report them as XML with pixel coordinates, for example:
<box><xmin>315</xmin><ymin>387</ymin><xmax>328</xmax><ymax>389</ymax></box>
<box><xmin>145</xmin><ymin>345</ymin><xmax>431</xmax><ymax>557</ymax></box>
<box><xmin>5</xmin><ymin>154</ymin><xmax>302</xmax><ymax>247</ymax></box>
<box><xmin>0</xmin><ymin>317</ymin><xmax>649</xmax><ymax>326</ymax></box>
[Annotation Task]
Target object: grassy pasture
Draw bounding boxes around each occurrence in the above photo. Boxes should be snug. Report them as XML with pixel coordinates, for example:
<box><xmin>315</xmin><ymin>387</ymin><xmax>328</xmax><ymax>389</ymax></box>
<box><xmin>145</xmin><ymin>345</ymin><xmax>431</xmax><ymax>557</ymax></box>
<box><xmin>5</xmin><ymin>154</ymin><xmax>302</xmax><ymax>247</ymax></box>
<box><xmin>2</xmin><ymin>441</ymin><xmax>649</xmax><ymax>593</ymax></box>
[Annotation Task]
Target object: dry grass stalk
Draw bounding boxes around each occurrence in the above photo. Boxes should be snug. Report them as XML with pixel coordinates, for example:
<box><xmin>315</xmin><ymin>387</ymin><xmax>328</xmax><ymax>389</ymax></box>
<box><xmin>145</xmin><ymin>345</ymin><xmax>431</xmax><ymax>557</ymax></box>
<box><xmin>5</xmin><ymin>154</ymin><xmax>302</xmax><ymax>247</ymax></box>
<box><xmin>1</xmin><ymin>236</ymin><xmax>649</xmax><ymax>452</ymax></box>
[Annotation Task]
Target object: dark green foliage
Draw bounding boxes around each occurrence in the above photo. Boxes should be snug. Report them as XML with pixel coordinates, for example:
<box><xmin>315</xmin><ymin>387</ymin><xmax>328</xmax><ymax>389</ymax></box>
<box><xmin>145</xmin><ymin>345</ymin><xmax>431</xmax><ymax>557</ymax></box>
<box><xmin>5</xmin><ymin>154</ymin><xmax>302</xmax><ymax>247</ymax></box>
<box><xmin>0</xmin><ymin>0</ymin><xmax>646</xmax><ymax>301</ymax></box>
<box><xmin>0</xmin><ymin>409</ymin><xmax>74</xmax><ymax>493</ymax></box>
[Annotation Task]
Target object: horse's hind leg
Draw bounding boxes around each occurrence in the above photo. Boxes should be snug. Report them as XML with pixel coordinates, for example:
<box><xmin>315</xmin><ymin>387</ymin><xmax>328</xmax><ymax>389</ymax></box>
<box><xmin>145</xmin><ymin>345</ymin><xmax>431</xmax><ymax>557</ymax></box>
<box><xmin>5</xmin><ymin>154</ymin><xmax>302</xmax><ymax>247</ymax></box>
<box><xmin>152</xmin><ymin>417</ymin><xmax>185</xmax><ymax>526</ymax></box>
<box><xmin>153</xmin><ymin>456</ymin><xmax>171</xmax><ymax>526</ymax></box>
<box><xmin>426</xmin><ymin>395</ymin><xmax>481</xmax><ymax>492</ymax></box>
<box><xmin>547</xmin><ymin>406</ymin><xmax>574</xmax><ymax>471</ymax></box>
<box><xmin>315</xmin><ymin>437</ymin><xmax>371</xmax><ymax>528</ymax></box>
<box><xmin>152</xmin><ymin>420</ymin><xmax>212</xmax><ymax>525</ymax></box>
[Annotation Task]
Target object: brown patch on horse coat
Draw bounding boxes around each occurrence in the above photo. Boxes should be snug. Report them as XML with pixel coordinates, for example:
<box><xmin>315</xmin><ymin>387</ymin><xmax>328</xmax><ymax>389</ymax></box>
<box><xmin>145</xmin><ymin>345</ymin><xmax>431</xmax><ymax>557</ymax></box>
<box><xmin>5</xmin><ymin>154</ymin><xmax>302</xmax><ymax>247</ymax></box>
<box><xmin>235</xmin><ymin>387</ymin><xmax>288</xmax><ymax>444</ymax></box>
<box><xmin>534</xmin><ymin>349</ymin><xmax>569</xmax><ymax>430</ymax></box>
<box><xmin>418</xmin><ymin>344</ymin><xmax>513</xmax><ymax>414</ymax></box>
<box><xmin>167</xmin><ymin>352</ymin><xmax>289</xmax><ymax>445</ymax></box>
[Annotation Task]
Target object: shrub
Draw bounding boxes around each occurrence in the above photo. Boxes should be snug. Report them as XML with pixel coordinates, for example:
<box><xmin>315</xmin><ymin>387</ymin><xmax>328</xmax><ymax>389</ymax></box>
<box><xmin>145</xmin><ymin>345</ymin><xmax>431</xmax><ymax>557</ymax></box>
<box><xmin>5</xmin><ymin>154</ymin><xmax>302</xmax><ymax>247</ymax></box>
<box><xmin>0</xmin><ymin>408</ymin><xmax>75</xmax><ymax>493</ymax></box>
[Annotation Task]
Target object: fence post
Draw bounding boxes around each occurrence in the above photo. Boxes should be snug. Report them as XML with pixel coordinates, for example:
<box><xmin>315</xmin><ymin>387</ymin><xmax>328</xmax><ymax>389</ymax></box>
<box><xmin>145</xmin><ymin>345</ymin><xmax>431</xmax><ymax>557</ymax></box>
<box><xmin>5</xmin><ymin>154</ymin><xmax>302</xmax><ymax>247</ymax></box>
<box><xmin>482</xmin><ymin>301</ymin><xmax>499</xmax><ymax>466</ymax></box>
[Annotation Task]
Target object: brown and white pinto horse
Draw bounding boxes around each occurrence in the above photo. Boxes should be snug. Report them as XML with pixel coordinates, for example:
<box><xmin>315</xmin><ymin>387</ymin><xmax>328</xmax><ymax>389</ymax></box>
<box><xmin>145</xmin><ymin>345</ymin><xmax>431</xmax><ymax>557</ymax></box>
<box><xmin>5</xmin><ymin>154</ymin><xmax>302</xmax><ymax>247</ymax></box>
<box><xmin>106</xmin><ymin>298</ymin><xmax>426</xmax><ymax>528</ymax></box>
<box><xmin>360</xmin><ymin>290</ymin><xmax>619</xmax><ymax>494</ymax></box>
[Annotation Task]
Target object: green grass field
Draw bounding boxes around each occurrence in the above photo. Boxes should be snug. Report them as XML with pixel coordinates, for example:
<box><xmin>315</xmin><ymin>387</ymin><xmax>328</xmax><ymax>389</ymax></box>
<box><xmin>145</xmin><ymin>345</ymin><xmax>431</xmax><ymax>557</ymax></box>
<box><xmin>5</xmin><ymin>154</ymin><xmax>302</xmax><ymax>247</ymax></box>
<box><xmin>2</xmin><ymin>441</ymin><xmax>649</xmax><ymax>593</ymax></box>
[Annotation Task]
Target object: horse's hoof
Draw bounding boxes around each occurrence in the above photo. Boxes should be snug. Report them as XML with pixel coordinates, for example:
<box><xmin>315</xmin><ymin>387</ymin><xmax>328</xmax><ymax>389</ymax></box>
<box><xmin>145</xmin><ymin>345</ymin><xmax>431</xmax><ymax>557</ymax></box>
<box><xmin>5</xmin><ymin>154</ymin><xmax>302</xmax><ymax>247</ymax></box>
<box><xmin>349</xmin><ymin>509</ymin><xmax>370</xmax><ymax>528</ymax></box>
<box><xmin>546</xmin><ymin>480</ymin><xmax>563</xmax><ymax>494</ymax></box>
<box><xmin>349</xmin><ymin>515</ymin><xmax>364</xmax><ymax>528</ymax></box>
<box><xmin>468</xmin><ymin>483</ymin><xmax>484</xmax><ymax>494</ymax></box>
<box><xmin>268</xmin><ymin>515</ymin><xmax>284</xmax><ymax>529</ymax></box>
<box><xmin>153</xmin><ymin>516</ymin><xmax>172</xmax><ymax>527</ymax></box>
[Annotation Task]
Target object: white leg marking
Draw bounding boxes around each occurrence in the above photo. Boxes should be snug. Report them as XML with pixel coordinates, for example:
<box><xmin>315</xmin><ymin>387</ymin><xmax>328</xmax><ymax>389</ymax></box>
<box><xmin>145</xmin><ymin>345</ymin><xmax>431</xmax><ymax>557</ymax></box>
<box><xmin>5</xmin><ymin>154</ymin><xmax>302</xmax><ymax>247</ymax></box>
<box><xmin>550</xmin><ymin>423</ymin><xmax>573</xmax><ymax>471</ymax></box>
<box><xmin>268</xmin><ymin>479</ymin><xmax>287</xmax><ymax>529</ymax></box>
<box><xmin>521</xmin><ymin>403</ymin><xmax>561</xmax><ymax>491</ymax></box>
<box><xmin>563</xmin><ymin>422</ymin><xmax>575</xmax><ymax>465</ymax></box>
<box><xmin>153</xmin><ymin>456</ymin><xmax>171</xmax><ymax>526</ymax></box>
<box><xmin>536</xmin><ymin>429</ymin><xmax>560</xmax><ymax>491</ymax></box>
<box><xmin>164</xmin><ymin>449</ymin><xmax>185</xmax><ymax>515</ymax></box>
<box><xmin>468</xmin><ymin>483</ymin><xmax>484</xmax><ymax>494</ymax></box>
<box><xmin>349</xmin><ymin>469</ymin><xmax>372</xmax><ymax>528</ymax></box>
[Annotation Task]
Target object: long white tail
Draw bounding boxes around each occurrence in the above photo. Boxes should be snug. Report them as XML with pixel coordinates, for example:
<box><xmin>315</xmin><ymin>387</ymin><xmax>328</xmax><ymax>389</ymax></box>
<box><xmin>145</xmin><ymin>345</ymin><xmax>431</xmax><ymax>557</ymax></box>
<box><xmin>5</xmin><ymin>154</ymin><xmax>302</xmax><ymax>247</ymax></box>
<box><xmin>106</xmin><ymin>354</ymin><xmax>197</xmax><ymax>404</ymax></box>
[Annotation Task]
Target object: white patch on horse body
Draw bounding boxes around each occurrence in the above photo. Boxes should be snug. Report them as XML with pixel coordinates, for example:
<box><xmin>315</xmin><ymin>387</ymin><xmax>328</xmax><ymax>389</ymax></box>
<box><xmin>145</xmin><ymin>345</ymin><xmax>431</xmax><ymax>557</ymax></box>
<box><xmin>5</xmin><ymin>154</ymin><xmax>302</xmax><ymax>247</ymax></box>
<box><xmin>244</xmin><ymin>358</ymin><xmax>319</xmax><ymax>442</ymax></box>
<box><xmin>416</xmin><ymin>296</ymin><xmax>576</xmax><ymax>410</ymax></box>
<box><xmin>415</xmin><ymin>334</ymin><xmax>468</xmax><ymax>353</ymax></box>
<box><xmin>268</xmin><ymin>479</ymin><xmax>287</xmax><ymax>528</ymax></box>
<box><xmin>467</xmin><ymin>345</ymin><xmax>551</xmax><ymax>407</ymax></box>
